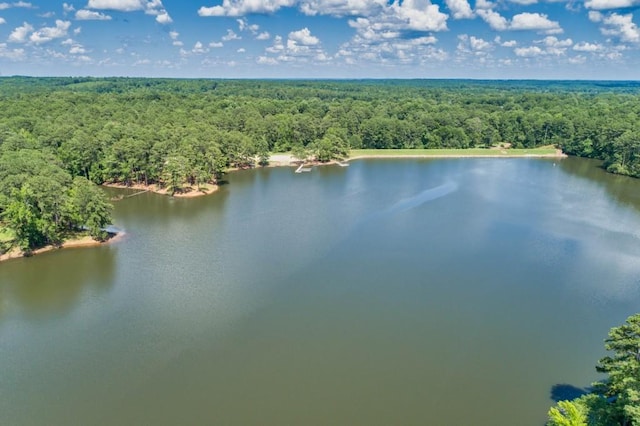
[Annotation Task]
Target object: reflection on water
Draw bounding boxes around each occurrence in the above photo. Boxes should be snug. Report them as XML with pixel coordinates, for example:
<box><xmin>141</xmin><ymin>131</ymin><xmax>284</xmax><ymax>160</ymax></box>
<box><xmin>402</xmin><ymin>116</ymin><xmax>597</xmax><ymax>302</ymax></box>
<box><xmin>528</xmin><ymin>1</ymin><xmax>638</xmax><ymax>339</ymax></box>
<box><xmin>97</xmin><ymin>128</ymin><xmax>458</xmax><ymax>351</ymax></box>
<box><xmin>1</xmin><ymin>157</ymin><xmax>640</xmax><ymax>426</ymax></box>
<box><xmin>0</xmin><ymin>244</ymin><xmax>116</xmax><ymax>321</ymax></box>
<box><xmin>559</xmin><ymin>156</ymin><xmax>640</xmax><ymax>212</ymax></box>
<box><xmin>384</xmin><ymin>181</ymin><xmax>458</xmax><ymax>214</ymax></box>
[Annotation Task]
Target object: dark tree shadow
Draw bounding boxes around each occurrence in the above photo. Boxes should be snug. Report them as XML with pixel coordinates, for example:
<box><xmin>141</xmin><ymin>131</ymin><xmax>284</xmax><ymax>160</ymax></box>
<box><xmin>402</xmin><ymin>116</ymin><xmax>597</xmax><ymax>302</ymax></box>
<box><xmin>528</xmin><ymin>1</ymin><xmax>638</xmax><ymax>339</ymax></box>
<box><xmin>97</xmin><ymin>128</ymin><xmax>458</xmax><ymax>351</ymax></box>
<box><xmin>550</xmin><ymin>384</ymin><xmax>589</xmax><ymax>402</ymax></box>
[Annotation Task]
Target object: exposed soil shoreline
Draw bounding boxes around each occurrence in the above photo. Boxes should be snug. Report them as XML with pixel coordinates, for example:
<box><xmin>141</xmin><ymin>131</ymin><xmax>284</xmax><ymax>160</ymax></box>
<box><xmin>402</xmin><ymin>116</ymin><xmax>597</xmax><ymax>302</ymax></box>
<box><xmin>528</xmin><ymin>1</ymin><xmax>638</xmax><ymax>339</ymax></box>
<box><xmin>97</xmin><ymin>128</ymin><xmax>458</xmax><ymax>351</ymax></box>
<box><xmin>103</xmin><ymin>182</ymin><xmax>218</xmax><ymax>198</ymax></box>
<box><xmin>0</xmin><ymin>231</ymin><xmax>124</xmax><ymax>263</ymax></box>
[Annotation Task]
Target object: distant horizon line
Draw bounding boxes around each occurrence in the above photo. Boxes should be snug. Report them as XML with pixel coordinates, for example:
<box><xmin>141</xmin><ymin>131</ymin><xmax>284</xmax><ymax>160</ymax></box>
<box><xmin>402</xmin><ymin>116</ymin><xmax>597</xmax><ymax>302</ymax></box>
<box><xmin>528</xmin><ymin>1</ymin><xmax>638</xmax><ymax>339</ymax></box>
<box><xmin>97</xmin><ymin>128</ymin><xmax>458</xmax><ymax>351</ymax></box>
<box><xmin>2</xmin><ymin>75</ymin><xmax>640</xmax><ymax>83</ymax></box>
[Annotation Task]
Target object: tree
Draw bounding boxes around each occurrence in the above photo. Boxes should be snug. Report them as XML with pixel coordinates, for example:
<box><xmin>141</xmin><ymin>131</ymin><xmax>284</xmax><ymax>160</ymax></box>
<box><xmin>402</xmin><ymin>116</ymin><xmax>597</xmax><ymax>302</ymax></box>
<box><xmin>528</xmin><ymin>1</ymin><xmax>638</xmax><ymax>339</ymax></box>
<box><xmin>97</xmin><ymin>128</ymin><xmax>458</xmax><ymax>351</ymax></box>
<box><xmin>67</xmin><ymin>177</ymin><xmax>113</xmax><ymax>241</ymax></box>
<box><xmin>4</xmin><ymin>185</ymin><xmax>44</xmax><ymax>250</ymax></box>
<box><xmin>594</xmin><ymin>314</ymin><xmax>640</xmax><ymax>425</ymax></box>
<box><xmin>547</xmin><ymin>400</ymin><xmax>588</xmax><ymax>426</ymax></box>
<box><xmin>58</xmin><ymin>131</ymin><xmax>102</xmax><ymax>181</ymax></box>
<box><xmin>311</xmin><ymin>127</ymin><xmax>348</xmax><ymax>162</ymax></box>
<box><xmin>161</xmin><ymin>154</ymin><xmax>190</xmax><ymax>195</ymax></box>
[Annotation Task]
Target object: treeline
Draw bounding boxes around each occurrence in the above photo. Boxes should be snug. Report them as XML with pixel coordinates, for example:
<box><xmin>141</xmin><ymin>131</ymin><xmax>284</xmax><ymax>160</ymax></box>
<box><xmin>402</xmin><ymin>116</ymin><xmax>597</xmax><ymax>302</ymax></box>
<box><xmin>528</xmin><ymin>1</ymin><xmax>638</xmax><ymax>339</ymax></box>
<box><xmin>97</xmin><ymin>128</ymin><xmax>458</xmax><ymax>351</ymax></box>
<box><xmin>1</xmin><ymin>78</ymin><xmax>640</xmax><ymax>182</ymax></box>
<box><xmin>2</xmin><ymin>78</ymin><xmax>640</xmax><ymax>250</ymax></box>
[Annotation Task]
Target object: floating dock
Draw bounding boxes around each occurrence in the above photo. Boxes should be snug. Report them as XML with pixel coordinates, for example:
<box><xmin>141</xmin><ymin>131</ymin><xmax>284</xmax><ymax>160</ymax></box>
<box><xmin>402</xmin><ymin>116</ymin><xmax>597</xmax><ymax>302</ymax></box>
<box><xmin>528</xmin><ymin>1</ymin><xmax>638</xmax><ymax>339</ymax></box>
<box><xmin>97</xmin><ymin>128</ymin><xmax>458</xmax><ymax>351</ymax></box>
<box><xmin>295</xmin><ymin>164</ymin><xmax>312</xmax><ymax>173</ymax></box>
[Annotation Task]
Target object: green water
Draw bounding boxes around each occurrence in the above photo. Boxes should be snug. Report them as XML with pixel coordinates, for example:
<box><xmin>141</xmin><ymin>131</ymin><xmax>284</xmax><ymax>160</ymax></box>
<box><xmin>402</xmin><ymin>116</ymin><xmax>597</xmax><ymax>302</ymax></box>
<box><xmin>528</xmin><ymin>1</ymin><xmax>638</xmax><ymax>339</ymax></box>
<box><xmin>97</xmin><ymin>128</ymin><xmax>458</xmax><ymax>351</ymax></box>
<box><xmin>2</xmin><ymin>157</ymin><xmax>640</xmax><ymax>425</ymax></box>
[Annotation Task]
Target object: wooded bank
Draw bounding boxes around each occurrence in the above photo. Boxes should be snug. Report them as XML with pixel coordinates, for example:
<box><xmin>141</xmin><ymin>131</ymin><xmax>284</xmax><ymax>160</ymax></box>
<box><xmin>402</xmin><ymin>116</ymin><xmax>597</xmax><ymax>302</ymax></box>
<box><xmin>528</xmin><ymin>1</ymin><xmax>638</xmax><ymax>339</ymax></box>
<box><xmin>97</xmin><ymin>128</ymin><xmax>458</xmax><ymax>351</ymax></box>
<box><xmin>2</xmin><ymin>77</ymin><xmax>640</xmax><ymax>252</ymax></box>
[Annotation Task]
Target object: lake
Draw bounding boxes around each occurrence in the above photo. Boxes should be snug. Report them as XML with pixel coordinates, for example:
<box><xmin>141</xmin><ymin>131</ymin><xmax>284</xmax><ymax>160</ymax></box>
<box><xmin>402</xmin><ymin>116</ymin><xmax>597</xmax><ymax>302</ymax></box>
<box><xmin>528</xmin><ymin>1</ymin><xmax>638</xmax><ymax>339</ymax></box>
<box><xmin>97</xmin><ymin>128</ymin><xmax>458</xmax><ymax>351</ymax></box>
<box><xmin>2</xmin><ymin>157</ymin><xmax>640</xmax><ymax>425</ymax></box>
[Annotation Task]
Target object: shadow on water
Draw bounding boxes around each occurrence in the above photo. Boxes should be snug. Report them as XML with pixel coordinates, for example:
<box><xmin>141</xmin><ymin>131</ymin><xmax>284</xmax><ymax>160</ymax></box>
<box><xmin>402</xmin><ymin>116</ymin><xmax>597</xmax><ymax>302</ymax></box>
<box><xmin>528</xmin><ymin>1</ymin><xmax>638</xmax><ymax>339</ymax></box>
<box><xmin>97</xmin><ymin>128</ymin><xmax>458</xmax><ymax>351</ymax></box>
<box><xmin>0</xmin><ymin>245</ymin><xmax>116</xmax><ymax>321</ymax></box>
<box><xmin>550</xmin><ymin>383</ymin><xmax>589</xmax><ymax>402</ymax></box>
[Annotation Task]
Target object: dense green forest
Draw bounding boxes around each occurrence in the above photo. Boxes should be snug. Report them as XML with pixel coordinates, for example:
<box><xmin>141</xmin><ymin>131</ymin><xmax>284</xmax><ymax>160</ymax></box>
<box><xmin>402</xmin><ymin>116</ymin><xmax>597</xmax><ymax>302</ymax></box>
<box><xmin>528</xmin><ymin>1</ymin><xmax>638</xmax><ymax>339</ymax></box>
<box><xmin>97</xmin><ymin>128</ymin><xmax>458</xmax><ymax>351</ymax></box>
<box><xmin>547</xmin><ymin>314</ymin><xmax>640</xmax><ymax>426</ymax></box>
<box><xmin>2</xmin><ymin>77</ymin><xmax>640</xmax><ymax>251</ymax></box>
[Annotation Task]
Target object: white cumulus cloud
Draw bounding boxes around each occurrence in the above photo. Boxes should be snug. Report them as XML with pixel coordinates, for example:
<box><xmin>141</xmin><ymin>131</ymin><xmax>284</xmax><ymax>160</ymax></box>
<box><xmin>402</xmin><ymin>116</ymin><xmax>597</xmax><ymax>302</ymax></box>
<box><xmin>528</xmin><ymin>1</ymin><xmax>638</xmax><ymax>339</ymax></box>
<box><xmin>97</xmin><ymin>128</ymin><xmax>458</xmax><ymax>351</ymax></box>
<box><xmin>87</xmin><ymin>0</ymin><xmax>172</xmax><ymax>23</ymax></box>
<box><xmin>588</xmin><ymin>11</ymin><xmax>603</xmax><ymax>22</ymax></box>
<box><xmin>597</xmin><ymin>12</ymin><xmax>640</xmax><ymax>42</ymax></box>
<box><xmin>568</xmin><ymin>55</ymin><xmax>586</xmax><ymax>64</ymax></box>
<box><xmin>222</xmin><ymin>29</ymin><xmax>241</xmax><ymax>41</ymax></box>
<box><xmin>198</xmin><ymin>0</ymin><xmax>386</xmax><ymax>17</ymax></box>
<box><xmin>470</xmin><ymin>36</ymin><xmax>492</xmax><ymax>50</ymax></box>
<box><xmin>69</xmin><ymin>45</ymin><xmax>86</xmax><ymax>54</ymax></box>
<box><xmin>237</xmin><ymin>17</ymin><xmax>259</xmax><ymax>33</ymax></box>
<box><xmin>584</xmin><ymin>0</ymin><xmax>640</xmax><ymax>9</ymax></box>
<box><xmin>0</xmin><ymin>1</ymin><xmax>33</xmax><ymax>9</ymax></box>
<box><xmin>156</xmin><ymin>11</ymin><xmax>171</xmax><ymax>23</ymax></box>
<box><xmin>29</xmin><ymin>20</ymin><xmax>71</xmax><ymax>44</ymax></box>
<box><xmin>8</xmin><ymin>22</ymin><xmax>33</xmax><ymax>43</ymax></box>
<box><xmin>266</xmin><ymin>35</ymin><xmax>284</xmax><ymax>53</ymax></box>
<box><xmin>257</xmin><ymin>55</ymin><xmax>278</xmax><ymax>64</ymax></box>
<box><xmin>510</xmin><ymin>12</ymin><xmax>562</xmax><ymax>33</ymax></box>
<box><xmin>76</xmin><ymin>9</ymin><xmax>112</xmax><ymax>20</ymax></box>
<box><xmin>514</xmin><ymin>46</ymin><xmax>544</xmax><ymax>56</ymax></box>
<box><xmin>477</xmin><ymin>9</ymin><xmax>508</xmax><ymax>30</ymax></box>
<box><xmin>540</xmin><ymin>36</ymin><xmax>572</xmax><ymax>47</ymax></box>
<box><xmin>390</xmin><ymin>0</ymin><xmax>448</xmax><ymax>32</ymax></box>
<box><xmin>299</xmin><ymin>0</ymin><xmax>387</xmax><ymax>17</ymax></box>
<box><xmin>288</xmin><ymin>27</ymin><xmax>319</xmax><ymax>45</ymax></box>
<box><xmin>87</xmin><ymin>0</ymin><xmax>146</xmax><ymax>11</ymax></box>
<box><xmin>446</xmin><ymin>0</ymin><xmax>473</xmax><ymax>19</ymax></box>
<box><xmin>537</xmin><ymin>36</ymin><xmax>572</xmax><ymax>54</ymax></box>
<box><xmin>192</xmin><ymin>41</ymin><xmax>208</xmax><ymax>53</ymax></box>
<box><xmin>0</xmin><ymin>42</ymin><xmax>25</xmax><ymax>59</ymax></box>
<box><xmin>495</xmin><ymin>36</ymin><xmax>517</xmax><ymax>47</ymax></box>
<box><xmin>573</xmin><ymin>41</ymin><xmax>604</xmax><ymax>51</ymax></box>
<box><xmin>198</xmin><ymin>0</ymin><xmax>296</xmax><ymax>17</ymax></box>
<box><xmin>479</xmin><ymin>10</ymin><xmax>562</xmax><ymax>34</ymax></box>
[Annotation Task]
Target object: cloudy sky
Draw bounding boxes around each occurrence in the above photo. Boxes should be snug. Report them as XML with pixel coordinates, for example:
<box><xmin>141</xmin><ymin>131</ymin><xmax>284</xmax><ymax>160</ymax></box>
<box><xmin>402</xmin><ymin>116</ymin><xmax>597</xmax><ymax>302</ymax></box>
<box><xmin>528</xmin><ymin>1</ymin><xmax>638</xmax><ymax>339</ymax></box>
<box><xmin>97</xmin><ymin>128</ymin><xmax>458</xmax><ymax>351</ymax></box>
<box><xmin>0</xmin><ymin>0</ymin><xmax>638</xmax><ymax>78</ymax></box>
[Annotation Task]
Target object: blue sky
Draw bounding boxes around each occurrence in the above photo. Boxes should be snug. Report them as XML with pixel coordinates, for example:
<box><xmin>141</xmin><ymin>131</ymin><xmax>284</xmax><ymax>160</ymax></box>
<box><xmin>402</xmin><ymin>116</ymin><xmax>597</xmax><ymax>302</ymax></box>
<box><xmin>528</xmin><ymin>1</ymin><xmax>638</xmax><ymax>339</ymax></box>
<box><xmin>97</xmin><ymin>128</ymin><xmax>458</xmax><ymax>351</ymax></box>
<box><xmin>0</xmin><ymin>0</ymin><xmax>638</xmax><ymax>78</ymax></box>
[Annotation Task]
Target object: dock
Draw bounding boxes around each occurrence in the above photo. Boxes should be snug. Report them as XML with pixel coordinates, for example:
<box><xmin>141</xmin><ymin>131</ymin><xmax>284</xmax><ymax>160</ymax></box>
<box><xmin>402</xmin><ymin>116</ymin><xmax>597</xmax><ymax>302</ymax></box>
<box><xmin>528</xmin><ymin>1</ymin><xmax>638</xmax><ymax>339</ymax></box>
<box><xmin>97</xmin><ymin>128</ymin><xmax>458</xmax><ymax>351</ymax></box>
<box><xmin>295</xmin><ymin>164</ymin><xmax>312</xmax><ymax>173</ymax></box>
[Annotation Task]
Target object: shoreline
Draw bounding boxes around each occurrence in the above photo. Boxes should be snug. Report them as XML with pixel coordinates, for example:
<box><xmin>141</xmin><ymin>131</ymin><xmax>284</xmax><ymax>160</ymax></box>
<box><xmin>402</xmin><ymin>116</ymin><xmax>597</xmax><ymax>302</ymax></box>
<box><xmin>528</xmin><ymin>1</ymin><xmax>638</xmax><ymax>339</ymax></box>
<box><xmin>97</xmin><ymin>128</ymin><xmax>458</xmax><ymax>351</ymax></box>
<box><xmin>103</xmin><ymin>182</ymin><xmax>218</xmax><ymax>198</ymax></box>
<box><xmin>103</xmin><ymin>149</ymin><xmax>566</xmax><ymax>197</ymax></box>
<box><xmin>2</xmin><ymin>148</ymin><xmax>564</xmax><ymax>263</ymax></box>
<box><xmin>268</xmin><ymin>148</ymin><xmax>567</xmax><ymax>167</ymax></box>
<box><xmin>347</xmin><ymin>152</ymin><xmax>567</xmax><ymax>160</ymax></box>
<box><xmin>0</xmin><ymin>232</ymin><xmax>124</xmax><ymax>263</ymax></box>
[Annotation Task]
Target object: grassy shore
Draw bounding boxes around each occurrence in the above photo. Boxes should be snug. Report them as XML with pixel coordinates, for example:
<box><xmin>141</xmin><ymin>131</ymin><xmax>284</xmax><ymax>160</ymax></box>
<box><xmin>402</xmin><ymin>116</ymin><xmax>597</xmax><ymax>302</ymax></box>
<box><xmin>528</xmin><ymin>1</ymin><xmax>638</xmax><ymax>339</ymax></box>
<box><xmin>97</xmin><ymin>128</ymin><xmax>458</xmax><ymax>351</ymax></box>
<box><xmin>270</xmin><ymin>146</ymin><xmax>564</xmax><ymax>166</ymax></box>
<box><xmin>348</xmin><ymin>146</ymin><xmax>563</xmax><ymax>158</ymax></box>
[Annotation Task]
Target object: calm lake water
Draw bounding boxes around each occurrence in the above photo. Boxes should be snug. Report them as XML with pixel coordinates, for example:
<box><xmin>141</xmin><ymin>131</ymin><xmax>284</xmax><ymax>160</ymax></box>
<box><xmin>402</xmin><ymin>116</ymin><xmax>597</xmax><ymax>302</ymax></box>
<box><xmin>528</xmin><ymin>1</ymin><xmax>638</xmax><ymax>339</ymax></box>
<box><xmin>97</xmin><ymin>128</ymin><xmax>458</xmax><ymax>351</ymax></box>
<box><xmin>2</xmin><ymin>157</ymin><xmax>640</xmax><ymax>425</ymax></box>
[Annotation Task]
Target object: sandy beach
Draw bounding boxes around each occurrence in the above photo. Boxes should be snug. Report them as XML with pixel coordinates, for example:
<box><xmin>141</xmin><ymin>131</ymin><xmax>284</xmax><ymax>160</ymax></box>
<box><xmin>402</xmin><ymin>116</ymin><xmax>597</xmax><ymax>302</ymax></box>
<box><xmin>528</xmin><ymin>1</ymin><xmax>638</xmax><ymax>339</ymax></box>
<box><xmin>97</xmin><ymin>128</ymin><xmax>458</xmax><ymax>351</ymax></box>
<box><xmin>0</xmin><ymin>232</ymin><xmax>124</xmax><ymax>263</ymax></box>
<box><xmin>103</xmin><ymin>182</ymin><xmax>218</xmax><ymax>198</ymax></box>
